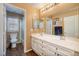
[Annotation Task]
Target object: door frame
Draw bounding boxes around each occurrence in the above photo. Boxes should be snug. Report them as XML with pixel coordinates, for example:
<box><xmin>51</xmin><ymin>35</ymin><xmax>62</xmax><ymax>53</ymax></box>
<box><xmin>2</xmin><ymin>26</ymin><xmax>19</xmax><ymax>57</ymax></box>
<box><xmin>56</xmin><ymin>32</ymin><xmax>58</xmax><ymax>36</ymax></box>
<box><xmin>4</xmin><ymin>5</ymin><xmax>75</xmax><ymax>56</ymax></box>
<box><xmin>4</xmin><ymin>3</ymin><xmax>27</xmax><ymax>55</ymax></box>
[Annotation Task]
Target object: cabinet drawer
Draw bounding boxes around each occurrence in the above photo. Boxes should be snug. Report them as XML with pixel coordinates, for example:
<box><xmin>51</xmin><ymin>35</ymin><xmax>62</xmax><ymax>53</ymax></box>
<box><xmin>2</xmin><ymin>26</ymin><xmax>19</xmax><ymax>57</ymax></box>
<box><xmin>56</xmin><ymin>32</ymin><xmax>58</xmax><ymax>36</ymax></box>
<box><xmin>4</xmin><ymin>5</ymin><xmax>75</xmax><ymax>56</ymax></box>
<box><xmin>45</xmin><ymin>51</ymin><xmax>56</xmax><ymax>56</ymax></box>
<box><xmin>33</xmin><ymin>44</ymin><xmax>44</xmax><ymax>56</ymax></box>
<box><xmin>42</xmin><ymin>43</ymin><xmax>56</xmax><ymax>56</ymax></box>
<box><xmin>32</xmin><ymin>37</ymin><xmax>43</xmax><ymax>44</ymax></box>
<box><xmin>37</xmin><ymin>45</ymin><xmax>46</xmax><ymax>56</ymax></box>
<box><xmin>57</xmin><ymin>46</ymin><xmax>74</xmax><ymax>56</ymax></box>
<box><xmin>44</xmin><ymin>47</ymin><xmax>56</xmax><ymax>56</ymax></box>
<box><xmin>43</xmin><ymin>41</ymin><xmax>57</xmax><ymax>52</ymax></box>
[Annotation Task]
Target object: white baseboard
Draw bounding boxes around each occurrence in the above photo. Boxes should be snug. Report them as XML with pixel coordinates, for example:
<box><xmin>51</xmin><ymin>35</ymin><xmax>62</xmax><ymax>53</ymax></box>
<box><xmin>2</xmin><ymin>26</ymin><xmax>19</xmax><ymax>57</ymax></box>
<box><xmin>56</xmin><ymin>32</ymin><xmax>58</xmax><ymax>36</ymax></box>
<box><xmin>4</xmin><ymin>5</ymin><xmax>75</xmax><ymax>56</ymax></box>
<box><xmin>25</xmin><ymin>49</ymin><xmax>32</xmax><ymax>53</ymax></box>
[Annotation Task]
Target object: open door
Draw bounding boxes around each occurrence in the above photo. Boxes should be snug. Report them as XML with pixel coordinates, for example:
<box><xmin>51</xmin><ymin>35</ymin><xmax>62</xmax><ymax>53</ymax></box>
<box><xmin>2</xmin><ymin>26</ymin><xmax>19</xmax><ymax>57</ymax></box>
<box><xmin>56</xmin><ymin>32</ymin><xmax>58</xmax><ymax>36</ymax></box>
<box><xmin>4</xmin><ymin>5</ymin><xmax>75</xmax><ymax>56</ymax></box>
<box><xmin>5</xmin><ymin>4</ymin><xmax>27</xmax><ymax>55</ymax></box>
<box><xmin>0</xmin><ymin>3</ymin><xmax>27</xmax><ymax>56</ymax></box>
<box><xmin>0</xmin><ymin>4</ymin><xmax>6</xmax><ymax>56</ymax></box>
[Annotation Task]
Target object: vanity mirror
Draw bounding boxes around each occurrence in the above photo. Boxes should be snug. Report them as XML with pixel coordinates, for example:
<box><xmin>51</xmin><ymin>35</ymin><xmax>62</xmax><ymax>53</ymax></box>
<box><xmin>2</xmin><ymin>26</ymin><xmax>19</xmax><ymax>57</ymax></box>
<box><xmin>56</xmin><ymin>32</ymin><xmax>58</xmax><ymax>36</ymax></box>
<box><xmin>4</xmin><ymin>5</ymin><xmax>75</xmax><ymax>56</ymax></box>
<box><xmin>44</xmin><ymin>9</ymin><xmax>79</xmax><ymax>38</ymax></box>
<box><xmin>33</xmin><ymin>19</ymin><xmax>39</xmax><ymax>30</ymax></box>
<box><xmin>32</xmin><ymin>18</ymin><xmax>45</xmax><ymax>33</ymax></box>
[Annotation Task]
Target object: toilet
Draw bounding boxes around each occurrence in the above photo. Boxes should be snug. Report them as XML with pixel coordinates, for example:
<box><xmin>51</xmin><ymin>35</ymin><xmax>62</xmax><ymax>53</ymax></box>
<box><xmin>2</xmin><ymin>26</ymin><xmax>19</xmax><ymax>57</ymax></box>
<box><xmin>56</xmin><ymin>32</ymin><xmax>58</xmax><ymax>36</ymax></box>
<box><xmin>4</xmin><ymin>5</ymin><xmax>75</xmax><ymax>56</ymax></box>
<box><xmin>10</xmin><ymin>33</ymin><xmax>17</xmax><ymax>48</ymax></box>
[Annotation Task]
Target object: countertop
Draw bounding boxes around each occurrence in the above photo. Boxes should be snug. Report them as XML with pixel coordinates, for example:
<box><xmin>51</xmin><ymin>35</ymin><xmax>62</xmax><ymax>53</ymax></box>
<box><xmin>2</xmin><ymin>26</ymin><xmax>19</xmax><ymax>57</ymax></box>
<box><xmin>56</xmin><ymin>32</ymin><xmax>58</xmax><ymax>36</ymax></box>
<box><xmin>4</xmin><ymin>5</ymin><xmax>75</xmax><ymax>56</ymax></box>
<box><xmin>31</xmin><ymin>33</ymin><xmax>79</xmax><ymax>52</ymax></box>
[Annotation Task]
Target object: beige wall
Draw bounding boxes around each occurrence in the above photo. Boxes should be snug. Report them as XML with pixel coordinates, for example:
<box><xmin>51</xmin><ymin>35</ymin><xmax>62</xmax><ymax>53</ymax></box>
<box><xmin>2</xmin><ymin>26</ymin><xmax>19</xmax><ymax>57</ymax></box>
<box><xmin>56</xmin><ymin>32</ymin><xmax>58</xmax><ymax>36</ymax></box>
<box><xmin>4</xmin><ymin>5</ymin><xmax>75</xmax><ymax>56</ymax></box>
<box><xmin>12</xmin><ymin>3</ymin><xmax>39</xmax><ymax>50</ymax></box>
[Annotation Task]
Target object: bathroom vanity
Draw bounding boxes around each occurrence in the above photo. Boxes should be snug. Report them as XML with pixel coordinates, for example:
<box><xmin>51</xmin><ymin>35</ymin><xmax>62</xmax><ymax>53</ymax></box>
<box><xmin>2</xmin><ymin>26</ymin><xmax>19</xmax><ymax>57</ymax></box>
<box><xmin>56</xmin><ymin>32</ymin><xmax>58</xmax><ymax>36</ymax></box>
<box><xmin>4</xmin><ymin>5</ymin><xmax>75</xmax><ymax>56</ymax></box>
<box><xmin>31</xmin><ymin>33</ymin><xmax>79</xmax><ymax>56</ymax></box>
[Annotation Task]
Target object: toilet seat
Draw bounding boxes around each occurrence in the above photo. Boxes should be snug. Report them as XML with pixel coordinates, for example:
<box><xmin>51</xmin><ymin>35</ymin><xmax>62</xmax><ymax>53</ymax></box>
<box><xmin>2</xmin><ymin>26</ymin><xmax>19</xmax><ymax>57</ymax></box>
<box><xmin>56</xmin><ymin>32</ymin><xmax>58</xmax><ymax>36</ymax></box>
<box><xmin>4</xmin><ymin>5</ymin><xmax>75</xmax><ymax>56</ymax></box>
<box><xmin>10</xmin><ymin>39</ymin><xmax>17</xmax><ymax>43</ymax></box>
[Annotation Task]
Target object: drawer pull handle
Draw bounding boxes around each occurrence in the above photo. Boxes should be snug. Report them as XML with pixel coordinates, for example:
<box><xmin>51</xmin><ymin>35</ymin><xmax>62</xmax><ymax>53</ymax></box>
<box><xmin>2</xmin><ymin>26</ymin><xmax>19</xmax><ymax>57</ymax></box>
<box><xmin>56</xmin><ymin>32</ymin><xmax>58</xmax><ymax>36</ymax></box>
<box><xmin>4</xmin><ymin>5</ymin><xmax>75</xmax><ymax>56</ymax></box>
<box><xmin>55</xmin><ymin>52</ymin><xmax>56</xmax><ymax>55</ymax></box>
<box><xmin>56</xmin><ymin>48</ymin><xmax>58</xmax><ymax>50</ymax></box>
<box><xmin>42</xmin><ymin>42</ymin><xmax>43</xmax><ymax>43</ymax></box>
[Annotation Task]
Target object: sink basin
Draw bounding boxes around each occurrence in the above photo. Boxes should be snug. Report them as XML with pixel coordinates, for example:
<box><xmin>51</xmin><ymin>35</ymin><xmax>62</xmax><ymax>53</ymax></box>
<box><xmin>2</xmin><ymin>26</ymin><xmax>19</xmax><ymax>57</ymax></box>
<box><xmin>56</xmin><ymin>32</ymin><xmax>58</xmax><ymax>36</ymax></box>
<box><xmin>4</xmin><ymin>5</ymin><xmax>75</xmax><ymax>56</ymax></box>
<box><xmin>53</xmin><ymin>36</ymin><xmax>61</xmax><ymax>40</ymax></box>
<box><xmin>36</xmin><ymin>33</ymin><xmax>65</xmax><ymax>40</ymax></box>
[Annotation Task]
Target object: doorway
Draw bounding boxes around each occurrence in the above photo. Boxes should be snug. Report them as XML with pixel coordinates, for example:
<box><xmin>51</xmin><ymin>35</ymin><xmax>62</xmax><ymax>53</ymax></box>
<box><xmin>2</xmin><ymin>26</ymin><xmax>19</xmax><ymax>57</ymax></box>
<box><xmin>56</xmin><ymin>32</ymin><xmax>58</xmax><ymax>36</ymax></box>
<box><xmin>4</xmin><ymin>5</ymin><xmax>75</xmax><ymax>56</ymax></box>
<box><xmin>4</xmin><ymin>4</ymin><xmax>27</xmax><ymax>56</ymax></box>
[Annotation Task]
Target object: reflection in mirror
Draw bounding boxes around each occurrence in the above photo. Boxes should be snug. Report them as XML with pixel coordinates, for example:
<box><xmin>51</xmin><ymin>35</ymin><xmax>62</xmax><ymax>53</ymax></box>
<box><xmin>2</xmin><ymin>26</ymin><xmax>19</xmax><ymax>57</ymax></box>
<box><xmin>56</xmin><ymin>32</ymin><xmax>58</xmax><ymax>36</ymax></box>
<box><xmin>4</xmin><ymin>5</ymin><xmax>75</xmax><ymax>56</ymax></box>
<box><xmin>64</xmin><ymin>15</ymin><xmax>79</xmax><ymax>38</ymax></box>
<box><xmin>33</xmin><ymin>19</ymin><xmax>39</xmax><ymax>30</ymax></box>
<box><xmin>53</xmin><ymin>18</ymin><xmax>63</xmax><ymax>35</ymax></box>
<box><xmin>45</xmin><ymin>9</ymin><xmax>79</xmax><ymax>39</ymax></box>
<box><xmin>46</xmin><ymin>17</ymin><xmax>53</xmax><ymax>35</ymax></box>
<box><xmin>39</xmin><ymin>20</ymin><xmax>44</xmax><ymax>29</ymax></box>
<box><xmin>32</xmin><ymin>18</ymin><xmax>44</xmax><ymax>33</ymax></box>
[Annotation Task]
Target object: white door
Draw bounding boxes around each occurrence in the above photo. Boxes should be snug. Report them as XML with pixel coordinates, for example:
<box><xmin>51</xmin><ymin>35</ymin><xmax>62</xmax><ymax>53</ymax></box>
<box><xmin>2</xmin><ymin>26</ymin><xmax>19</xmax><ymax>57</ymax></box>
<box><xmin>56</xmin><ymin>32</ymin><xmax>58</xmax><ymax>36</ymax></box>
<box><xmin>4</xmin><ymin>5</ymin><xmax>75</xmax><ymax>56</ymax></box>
<box><xmin>0</xmin><ymin>4</ymin><xmax>6</xmax><ymax>56</ymax></box>
<box><xmin>64</xmin><ymin>16</ymin><xmax>75</xmax><ymax>37</ymax></box>
<box><xmin>3</xmin><ymin>4</ymin><xmax>7</xmax><ymax>56</ymax></box>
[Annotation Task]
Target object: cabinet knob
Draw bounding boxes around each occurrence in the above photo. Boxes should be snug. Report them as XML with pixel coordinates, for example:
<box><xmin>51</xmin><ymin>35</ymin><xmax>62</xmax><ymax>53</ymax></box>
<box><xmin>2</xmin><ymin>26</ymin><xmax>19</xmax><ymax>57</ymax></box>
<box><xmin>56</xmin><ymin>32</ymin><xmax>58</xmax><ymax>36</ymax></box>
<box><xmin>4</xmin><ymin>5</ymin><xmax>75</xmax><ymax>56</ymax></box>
<box><xmin>56</xmin><ymin>48</ymin><xmax>58</xmax><ymax>50</ymax></box>
<box><xmin>55</xmin><ymin>52</ymin><xmax>56</xmax><ymax>55</ymax></box>
<box><xmin>57</xmin><ymin>54</ymin><xmax>60</xmax><ymax>56</ymax></box>
<box><xmin>42</xmin><ymin>53</ymin><xmax>43</xmax><ymax>55</ymax></box>
<box><xmin>42</xmin><ymin>46</ymin><xmax>43</xmax><ymax>48</ymax></box>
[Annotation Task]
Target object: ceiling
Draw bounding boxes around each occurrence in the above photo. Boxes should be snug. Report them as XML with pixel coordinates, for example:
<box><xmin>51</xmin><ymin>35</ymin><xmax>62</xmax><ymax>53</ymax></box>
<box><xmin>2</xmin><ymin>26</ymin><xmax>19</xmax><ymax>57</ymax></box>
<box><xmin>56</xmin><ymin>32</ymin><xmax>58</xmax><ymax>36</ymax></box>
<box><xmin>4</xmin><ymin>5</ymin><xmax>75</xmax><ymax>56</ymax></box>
<box><xmin>27</xmin><ymin>3</ymin><xmax>48</xmax><ymax>9</ymax></box>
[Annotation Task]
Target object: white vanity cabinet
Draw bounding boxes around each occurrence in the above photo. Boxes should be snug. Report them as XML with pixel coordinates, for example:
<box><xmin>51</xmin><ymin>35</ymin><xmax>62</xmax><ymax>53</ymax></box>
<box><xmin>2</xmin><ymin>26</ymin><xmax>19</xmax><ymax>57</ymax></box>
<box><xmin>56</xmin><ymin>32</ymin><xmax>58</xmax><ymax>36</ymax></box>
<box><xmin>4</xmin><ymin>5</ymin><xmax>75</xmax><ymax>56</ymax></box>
<box><xmin>31</xmin><ymin>37</ymin><xmax>46</xmax><ymax>56</ymax></box>
<box><xmin>56</xmin><ymin>46</ymin><xmax>75</xmax><ymax>56</ymax></box>
<box><xmin>31</xmin><ymin>36</ymin><xmax>79</xmax><ymax>56</ymax></box>
<box><xmin>42</xmin><ymin>41</ymin><xmax>57</xmax><ymax>56</ymax></box>
<box><xmin>31</xmin><ymin>37</ymin><xmax>57</xmax><ymax>56</ymax></box>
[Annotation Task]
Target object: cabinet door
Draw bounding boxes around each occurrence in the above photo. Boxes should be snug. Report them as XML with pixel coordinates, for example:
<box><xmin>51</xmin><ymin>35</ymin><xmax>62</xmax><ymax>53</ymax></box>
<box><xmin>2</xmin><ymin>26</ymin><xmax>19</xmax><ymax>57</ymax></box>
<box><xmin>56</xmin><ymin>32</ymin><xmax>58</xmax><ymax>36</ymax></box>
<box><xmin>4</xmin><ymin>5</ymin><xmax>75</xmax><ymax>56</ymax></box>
<box><xmin>43</xmin><ymin>46</ymin><xmax>56</xmax><ymax>56</ymax></box>
<box><xmin>32</xmin><ymin>38</ymin><xmax>40</xmax><ymax>55</ymax></box>
<box><xmin>57</xmin><ymin>46</ymin><xmax>74</xmax><ymax>56</ymax></box>
<box><xmin>37</xmin><ymin>40</ymin><xmax>46</xmax><ymax>56</ymax></box>
<box><xmin>38</xmin><ymin>45</ymin><xmax>45</xmax><ymax>56</ymax></box>
<box><xmin>32</xmin><ymin>37</ymin><xmax>46</xmax><ymax>56</ymax></box>
<box><xmin>31</xmin><ymin>38</ymin><xmax>35</xmax><ymax>49</ymax></box>
<box><xmin>42</xmin><ymin>41</ymin><xmax>57</xmax><ymax>56</ymax></box>
<box><xmin>43</xmin><ymin>41</ymin><xmax>57</xmax><ymax>52</ymax></box>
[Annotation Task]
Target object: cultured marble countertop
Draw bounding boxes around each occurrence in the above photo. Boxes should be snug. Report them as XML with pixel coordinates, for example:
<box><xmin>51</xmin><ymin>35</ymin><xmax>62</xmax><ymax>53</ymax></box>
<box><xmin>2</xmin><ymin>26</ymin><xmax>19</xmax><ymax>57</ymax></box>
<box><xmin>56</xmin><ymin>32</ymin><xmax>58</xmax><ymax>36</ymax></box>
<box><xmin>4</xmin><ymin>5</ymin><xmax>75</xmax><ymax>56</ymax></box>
<box><xmin>31</xmin><ymin>33</ymin><xmax>79</xmax><ymax>52</ymax></box>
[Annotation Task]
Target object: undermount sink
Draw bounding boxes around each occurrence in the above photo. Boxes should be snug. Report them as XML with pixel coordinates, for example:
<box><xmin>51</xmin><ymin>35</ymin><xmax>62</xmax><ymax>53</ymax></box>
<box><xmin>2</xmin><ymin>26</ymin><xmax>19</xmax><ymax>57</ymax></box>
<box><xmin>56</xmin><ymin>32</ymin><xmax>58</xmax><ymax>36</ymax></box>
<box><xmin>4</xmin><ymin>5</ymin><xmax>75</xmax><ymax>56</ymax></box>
<box><xmin>36</xmin><ymin>33</ymin><xmax>51</xmax><ymax>38</ymax></box>
<box><xmin>52</xmin><ymin>35</ymin><xmax>65</xmax><ymax>40</ymax></box>
<box><xmin>52</xmin><ymin>36</ymin><xmax>61</xmax><ymax>40</ymax></box>
<box><xmin>36</xmin><ymin>33</ymin><xmax>65</xmax><ymax>40</ymax></box>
